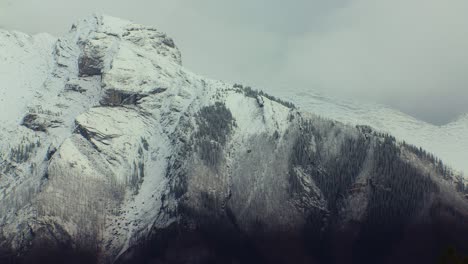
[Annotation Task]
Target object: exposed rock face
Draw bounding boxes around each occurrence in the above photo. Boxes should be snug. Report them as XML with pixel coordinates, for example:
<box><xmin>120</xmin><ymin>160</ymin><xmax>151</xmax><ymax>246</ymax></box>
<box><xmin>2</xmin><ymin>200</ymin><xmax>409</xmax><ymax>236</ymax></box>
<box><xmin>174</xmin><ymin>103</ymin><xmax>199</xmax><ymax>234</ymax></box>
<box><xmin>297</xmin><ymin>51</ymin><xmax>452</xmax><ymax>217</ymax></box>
<box><xmin>21</xmin><ymin>113</ymin><xmax>48</xmax><ymax>132</ymax></box>
<box><xmin>100</xmin><ymin>89</ymin><xmax>148</xmax><ymax>106</ymax></box>
<box><xmin>78</xmin><ymin>32</ymin><xmax>113</xmax><ymax>76</ymax></box>
<box><xmin>0</xmin><ymin>15</ymin><xmax>467</xmax><ymax>264</ymax></box>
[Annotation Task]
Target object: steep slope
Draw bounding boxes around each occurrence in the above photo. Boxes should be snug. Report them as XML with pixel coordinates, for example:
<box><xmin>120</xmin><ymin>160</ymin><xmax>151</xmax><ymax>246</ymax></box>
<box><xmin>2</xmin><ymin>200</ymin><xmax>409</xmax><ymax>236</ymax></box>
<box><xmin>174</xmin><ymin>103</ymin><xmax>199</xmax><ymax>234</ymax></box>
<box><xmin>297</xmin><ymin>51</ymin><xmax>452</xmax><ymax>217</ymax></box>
<box><xmin>0</xmin><ymin>15</ymin><xmax>467</xmax><ymax>264</ymax></box>
<box><xmin>273</xmin><ymin>90</ymin><xmax>468</xmax><ymax>180</ymax></box>
<box><xmin>0</xmin><ymin>29</ymin><xmax>56</xmax><ymax>127</ymax></box>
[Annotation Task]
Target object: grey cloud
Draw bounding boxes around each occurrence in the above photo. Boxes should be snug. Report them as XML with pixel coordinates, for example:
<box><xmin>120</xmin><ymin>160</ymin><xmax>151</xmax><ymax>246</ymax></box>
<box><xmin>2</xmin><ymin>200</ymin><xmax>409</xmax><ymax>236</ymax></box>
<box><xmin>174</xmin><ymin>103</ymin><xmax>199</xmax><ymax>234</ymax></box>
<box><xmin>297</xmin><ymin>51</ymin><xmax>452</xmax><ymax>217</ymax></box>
<box><xmin>182</xmin><ymin>0</ymin><xmax>350</xmax><ymax>35</ymax></box>
<box><xmin>271</xmin><ymin>0</ymin><xmax>468</xmax><ymax>125</ymax></box>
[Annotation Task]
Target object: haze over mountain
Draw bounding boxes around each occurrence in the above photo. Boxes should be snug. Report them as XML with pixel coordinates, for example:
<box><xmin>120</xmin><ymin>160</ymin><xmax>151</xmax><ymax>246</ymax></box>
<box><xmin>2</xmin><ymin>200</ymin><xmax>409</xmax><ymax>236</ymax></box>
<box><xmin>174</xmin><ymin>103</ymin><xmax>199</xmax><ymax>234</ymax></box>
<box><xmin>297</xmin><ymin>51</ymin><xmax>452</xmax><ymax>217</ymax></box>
<box><xmin>0</xmin><ymin>15</ymin><xmax>467</xmax><ymax>264</ymax></box>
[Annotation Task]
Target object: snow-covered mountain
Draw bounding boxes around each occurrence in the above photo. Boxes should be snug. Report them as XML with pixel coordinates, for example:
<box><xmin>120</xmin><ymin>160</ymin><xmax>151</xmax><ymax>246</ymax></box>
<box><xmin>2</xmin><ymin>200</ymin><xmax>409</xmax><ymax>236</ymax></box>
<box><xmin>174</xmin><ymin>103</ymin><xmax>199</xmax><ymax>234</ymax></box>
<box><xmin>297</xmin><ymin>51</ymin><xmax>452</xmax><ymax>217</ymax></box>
<box><xmin>0</xmin><ymin>15</ymin><xmax>467</xmax><ymax>264</ymax></box>
<box><xmin>272</xmin><ymin>89</ymin><xmax>468</xmax><ymax>180</ymax></box>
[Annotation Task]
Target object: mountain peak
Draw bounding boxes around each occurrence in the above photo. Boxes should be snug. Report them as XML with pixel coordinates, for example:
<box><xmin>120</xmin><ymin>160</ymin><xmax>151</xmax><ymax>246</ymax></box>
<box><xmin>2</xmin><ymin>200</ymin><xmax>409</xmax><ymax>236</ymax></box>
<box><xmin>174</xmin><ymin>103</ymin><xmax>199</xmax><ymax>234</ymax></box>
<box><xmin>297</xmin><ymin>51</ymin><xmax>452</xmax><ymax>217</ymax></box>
<box><xmin>58</xmin><ymin>14</ymin><xmax>184</xmax><ymax>99</ymax></box>
<box><xmin>71</xmin><ymin>14</ymin><xmax>138</xmax><ymax>37</ymax></box>
<box><xmin>68</xmin><ymin>14</ymin><xmax>182</xmax><ymax>69</ymax></box>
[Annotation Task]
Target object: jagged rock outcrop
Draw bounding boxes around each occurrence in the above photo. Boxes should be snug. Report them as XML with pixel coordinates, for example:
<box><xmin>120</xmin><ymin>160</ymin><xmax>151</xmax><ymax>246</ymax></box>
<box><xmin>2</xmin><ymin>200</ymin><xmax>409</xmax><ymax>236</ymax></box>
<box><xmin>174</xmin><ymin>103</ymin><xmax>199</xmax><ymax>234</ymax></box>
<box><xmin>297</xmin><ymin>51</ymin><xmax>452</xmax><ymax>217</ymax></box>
<box><xmin>0</xmin><ymin>15</ymin><xmax>467</xmax><ymax>264</ymax></box>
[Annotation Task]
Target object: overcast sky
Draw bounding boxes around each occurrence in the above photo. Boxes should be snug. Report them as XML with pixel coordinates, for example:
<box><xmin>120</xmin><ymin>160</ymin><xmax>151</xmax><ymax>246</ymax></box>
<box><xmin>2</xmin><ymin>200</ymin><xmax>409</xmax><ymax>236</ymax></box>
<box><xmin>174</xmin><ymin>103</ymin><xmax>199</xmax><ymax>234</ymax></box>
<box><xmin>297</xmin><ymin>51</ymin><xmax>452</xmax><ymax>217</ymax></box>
<box><xmin>1</xmin><ymin>0</ymin><xmax>467</xmax><ymax>125</ymax></box>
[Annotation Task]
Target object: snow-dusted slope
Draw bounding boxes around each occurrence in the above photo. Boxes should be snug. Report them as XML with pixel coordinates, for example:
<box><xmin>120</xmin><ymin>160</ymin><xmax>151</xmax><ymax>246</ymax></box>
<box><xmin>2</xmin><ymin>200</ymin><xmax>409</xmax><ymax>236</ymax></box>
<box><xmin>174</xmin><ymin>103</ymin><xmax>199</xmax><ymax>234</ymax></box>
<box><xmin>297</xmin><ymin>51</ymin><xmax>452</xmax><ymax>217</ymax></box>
<box><xmin>0</xmin><ymin>15</ymin><xmax>185</xmax><ymax>260</ymax></box>
<box><xmin>0</xmin><ymin>30</ymin><xmax>56</xmax><ymax>127</ymax></box>
<box><xmin>273</xmin><ymin>90</ymin><xmax>468</xmax><ymax>178</ymax></box>
<box><xmin>0</xmin><ymin>15</ymin><xmax>467</xmax><ymax>264</ymax></box>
